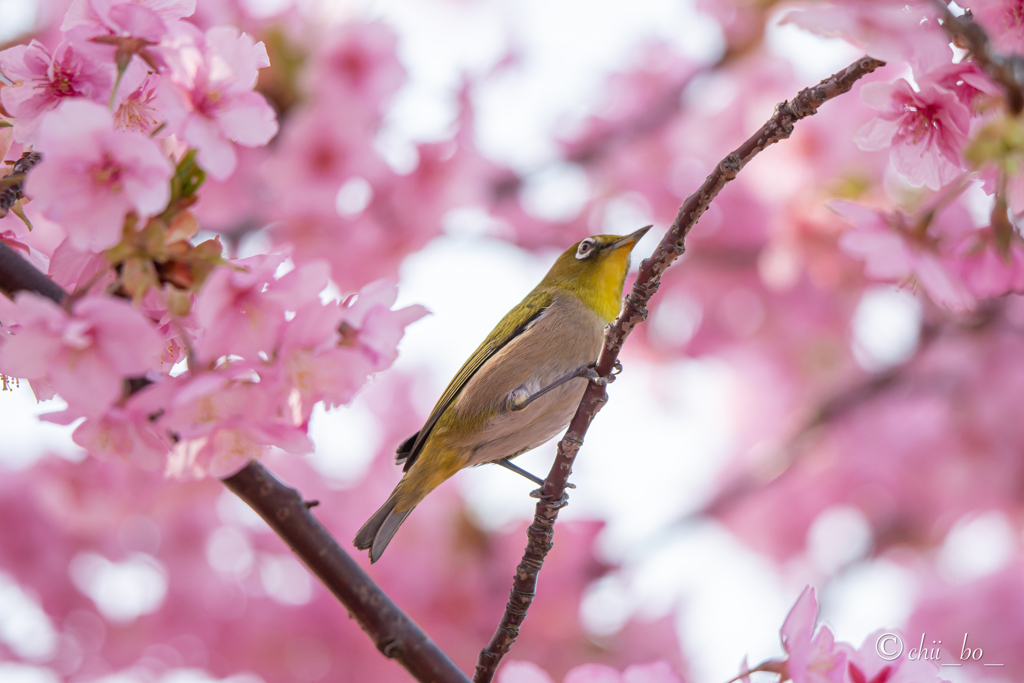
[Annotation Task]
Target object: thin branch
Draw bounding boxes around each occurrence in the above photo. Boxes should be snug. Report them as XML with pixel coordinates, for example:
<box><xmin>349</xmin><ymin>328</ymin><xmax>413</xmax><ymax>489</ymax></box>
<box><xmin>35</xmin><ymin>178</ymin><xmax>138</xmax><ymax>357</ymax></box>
<box><xmin>931</xmin><ymin>0</ymin><xmax>1024</xmax><ymax>113</ymax></box>
<box><xmin>0</xmin><ymin>171</ymin><xmax>470</xmax><ymax>682</ymax></box>
<box><xmin>473</xmin><ymin>55</ymin><xmax>886</xmax><ymax>683</ymax></box>
<box><xmin>223</xmin><ymin>462</ymin><xmax>470</xmax><ymax>683</ymax></box>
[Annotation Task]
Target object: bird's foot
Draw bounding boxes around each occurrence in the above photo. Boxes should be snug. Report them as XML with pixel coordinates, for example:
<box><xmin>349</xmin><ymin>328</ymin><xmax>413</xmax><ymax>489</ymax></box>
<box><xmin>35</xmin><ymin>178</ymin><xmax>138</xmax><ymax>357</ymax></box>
<box><xmin>581</xmin><ymin>359</ymin><xmax>621</xmax><ymax>386</ymax></box>
<box><xmin>529</xmin><ymin>487</ymin><xmax>572</xmax><ymax>507</ymax></box>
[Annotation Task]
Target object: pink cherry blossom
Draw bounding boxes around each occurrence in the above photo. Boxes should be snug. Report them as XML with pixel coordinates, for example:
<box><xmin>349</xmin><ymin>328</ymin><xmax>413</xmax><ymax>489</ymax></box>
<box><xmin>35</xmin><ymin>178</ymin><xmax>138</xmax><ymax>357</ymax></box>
<box><xmin>47</xmin><ymin>235</ymin><xmax>116</xmax><ymax>294</ymax></box>
<box><xmin>782</xmin><ymin>2</ymin><xmax>951</xmax><ymax>76</ymax></box>
<box><xmin>839</xmin><ymin>630</ymin><xmax>944</xmax><ymax>683</ymax></box>
<box><xmin>164</xmin><ymin>23</ymin><xmax>278</xmax><ymax>179</ymax></box>
<box><xmin>131</xmin><ymin>367</ymin><xmax>311</xmax><ymax>480</ymax></box>
<box><xmin>970</xmin><ymin>0</ymin><xmax>1024</xmax><ymax>53</ymax></box>
<box><xmin>0</xmin><ymin>292</ymin><xmax>164</xmax><ymax>417</ymax></box>
<box><xmin>780</xmin><ymin>587</ymin><xmax>846</xmax><ymax>683</ymax></box>
<box><xmin>956</xmin><ymin>227</ymin><xmax>1024</xmax><ymax>297</ymax></box>
<box><xmin>855</xmin><ymin>78</ymin><xmax>971</xmax><ymax>190</ymax></box>
<box><xmin>339</xmin><ymin>278</ymin><xmax>429</xmax><ymax>371</ymax></box>
<box><xmin>66</xmin><ymin>3</ymin><xmax>169</xmax><ymax>48</ymax></box>
<box><xmin>918</xmin><ymin>60</ymin><xmax>1000</xmax><ymax>111</ymax></box>
<box><xmin>833</xmin><ymin>201</ymin><xmax>976</xmax><ymax>310</ymax></box>
<box><xmin>191</xmin><ymin>255</ymin><xmax>324</xmax><ymax>364</ymax></box>
<box><xmin>61</xmin><ymin>0</ymin><xmax>197</xmax><ymax>33</ymax></box>
<box><xmin>61</xmin><ymin>7</ymin><xmax>171</xmax><ymax>97</ymax></box>
<box><xmin>0</xmin><ymin>39</ymin><xmax>113</xmax><ymax>142</ymax></box>
<box><xmin>25</xmin><ymin>99</ymin><xmax>173</xmax><ymax>251</ymax></box>
<box><xmin>112</xmin><ymin>72</ymin><xmax>185</xmax><ymax>134</ymax></box>
<box><xmin>272</xmin><ymin>102</ymin><xmax>386</xmax><ymax>204</ymax></box>
<box><xmin>71</xmin><ymin>401</ymin><xmax>170</xmax><ymax>471</ymax></box>
<box><xmin>306</xmin><ymin>21</ymin><xmax>405</xmax><ymax>116</ymax></box>
<box><xmin>273</xmin><ymin>279</ymin><xmax>427</xmax><ymax>419</ymax></box>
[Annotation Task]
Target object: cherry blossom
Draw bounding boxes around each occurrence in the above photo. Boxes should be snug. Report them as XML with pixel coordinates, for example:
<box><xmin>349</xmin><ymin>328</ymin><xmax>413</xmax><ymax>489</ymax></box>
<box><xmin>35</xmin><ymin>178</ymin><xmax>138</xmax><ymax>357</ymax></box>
<box><xmin>970</xmin><ymin>0</ymin><xmax>1024</xmax><ymax>53</ymax></box>
<box><xmin>779</xmin><ymin>587</ymin><xmax>846</xmax><ymax>683</ymax></box>
<box><xmin>956</xmin><ymin>225</ymin><xmax>1024</xmax><ymax>297</ymax></box>
<box><xmin>151</xmin><ymin>370</ymin><xmax>313</xmax><ymax>479</ymax></box>
<box><xmin>855</xmin><ymin>78</ymin><xmax>972</xmax><ymax>190</ymax></box>
<box><xmin>191</xmin><ymin>255</ymin><xmax>320</xmax><ymax>364</ymax></box>
<box><xmin>781</xmin><ymin>2</ymin><xmax>951</xmax><ymax>75</ymax></box>
<box><xmin>306</xmin><ymin>21</ymin><xmax>405</xmax><ymax>116</ymax></box>
<box><xmin>273</xmin><ymin>280</ymin><xmax>427</xmax><ymax>419</ymax></box>
<box><xmin>112</xmin><ymin>72</ymin><xmax>185</xmax><ymax>134</ymax></box>
<box><xmin>833</xmin><ymin>200</ymin><xmax>976</xmax><ymax>310</ymax></box>
<box><xmin>0</xmin><ymin>292</ymin><xmax>164</xmax><ymax>416</ymax></box>
<box><xmin>25</xmin><ymin>99</ymin><xmax>173</xmax><ymax>251</ymax></box>
<box><xmin>0</xmin><ymin>39</ymin><xmax>113</xmax><ymax>142</ymax></box>
<box><xmin>919</xmin><ymin>61</ymin><xmax>1000</xmax><ymax>111</ymax></box>
<box><xmin>838</xmin><ymin>630</ymin><xmax>944</xmax><ymax>683</ymax></box>
<box><xmin>71</xmin><ymin>401</ymin><xmax>169</xmax><ymax>470</ymax></box>
<box><xmin>61</xmin><ymin>0</ymin><xmax>197</xmax><ymax>32</ymax></box>
<box><xmin>163</xmin><ymin>23</ymin><xmax>278</xmax><ymax>179</ymax></box>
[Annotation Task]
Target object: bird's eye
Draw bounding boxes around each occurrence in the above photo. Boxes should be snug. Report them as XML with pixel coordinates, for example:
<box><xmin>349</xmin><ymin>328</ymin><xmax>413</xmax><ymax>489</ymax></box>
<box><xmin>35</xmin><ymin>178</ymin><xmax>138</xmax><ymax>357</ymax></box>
<box><xmin>575</xmin><ymin>240</ymin><xmax>595</xmax><ymax>260</ymax></box>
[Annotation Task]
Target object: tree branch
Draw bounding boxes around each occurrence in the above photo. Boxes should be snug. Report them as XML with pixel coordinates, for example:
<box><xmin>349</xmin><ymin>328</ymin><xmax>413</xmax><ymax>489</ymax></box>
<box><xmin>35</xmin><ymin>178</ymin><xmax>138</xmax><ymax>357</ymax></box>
<box><xmin>0</xmin><ymin>176</ymin><xmax>470</xmax><ymax>682</ymax></box>
<box><xmin>0</xmin><ymin>243</ymin><xmax>65</xmax><ymax>304</ymax></box>
<box><xmin>473</xmin><ymin>55</ymin><xmax>886</xmax><ymax>683</ymax></box>
<box><xmin>931</xmin><ymin>0</ymin><xmax>1024</xmax><ymax>113</ymax></box>
<box><xmin>223</xmin><ymin>462</ymin><xmax>470</xmax><ymax>683</ymax></box>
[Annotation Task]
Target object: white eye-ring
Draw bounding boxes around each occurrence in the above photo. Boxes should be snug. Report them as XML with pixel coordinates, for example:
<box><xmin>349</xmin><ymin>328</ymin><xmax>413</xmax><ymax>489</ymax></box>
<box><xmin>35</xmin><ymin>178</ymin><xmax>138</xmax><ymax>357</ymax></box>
<box><xmin>575</xmin><ymin>239</ymin><xmax>596</xmax><ymax>260</ymax></box>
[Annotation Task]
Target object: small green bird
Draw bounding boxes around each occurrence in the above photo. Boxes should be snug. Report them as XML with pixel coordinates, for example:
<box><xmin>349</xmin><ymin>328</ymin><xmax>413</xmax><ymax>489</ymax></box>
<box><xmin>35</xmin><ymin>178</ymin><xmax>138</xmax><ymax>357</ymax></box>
<box><xmin>354</xmin><ymin>226</ymin><xmax>650</xmax><ymax>562</ymax></box>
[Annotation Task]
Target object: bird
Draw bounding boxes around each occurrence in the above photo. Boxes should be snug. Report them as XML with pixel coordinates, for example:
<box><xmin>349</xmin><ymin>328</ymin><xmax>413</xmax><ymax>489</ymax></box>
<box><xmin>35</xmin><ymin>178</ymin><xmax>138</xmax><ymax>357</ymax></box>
<box><xmin>354</xmin><ymin>226</ymin><xmax>651</xmax><ymax>562</ymax></box>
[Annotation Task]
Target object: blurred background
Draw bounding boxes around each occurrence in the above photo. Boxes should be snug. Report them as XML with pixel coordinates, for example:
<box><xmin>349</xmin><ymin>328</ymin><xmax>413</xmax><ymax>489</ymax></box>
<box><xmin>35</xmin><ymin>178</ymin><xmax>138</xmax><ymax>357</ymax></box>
<box><xmin>1</xmin><ymin>0</ymin><xmax>1019</xmax><ymax>682</ymax></box>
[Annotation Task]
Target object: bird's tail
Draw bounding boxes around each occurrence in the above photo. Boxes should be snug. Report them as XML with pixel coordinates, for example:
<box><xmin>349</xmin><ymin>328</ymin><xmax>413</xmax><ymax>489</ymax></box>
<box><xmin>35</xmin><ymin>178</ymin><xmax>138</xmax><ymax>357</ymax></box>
<box><xmin>353</xmin><ymin>491</ymin><xmax>414</xmax><ymax>563</ymax></box>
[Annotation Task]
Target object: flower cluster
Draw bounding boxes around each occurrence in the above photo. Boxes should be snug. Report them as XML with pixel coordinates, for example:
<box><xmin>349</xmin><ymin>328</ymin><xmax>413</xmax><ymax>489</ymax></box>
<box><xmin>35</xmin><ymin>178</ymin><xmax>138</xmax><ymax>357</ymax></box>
<box><xmin>0</xmin><ymin>1</ymin><xmax>425</xmax><ymax>479</ymax></box>
<box><xmin>785</xmin><ymin>1</ymin><xmax>1024</xmax><ymax>310</ymax></box>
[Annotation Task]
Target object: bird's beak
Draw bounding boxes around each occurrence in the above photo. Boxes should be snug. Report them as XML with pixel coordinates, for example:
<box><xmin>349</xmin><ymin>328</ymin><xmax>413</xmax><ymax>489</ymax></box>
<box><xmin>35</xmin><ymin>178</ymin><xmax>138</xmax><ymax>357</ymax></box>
<box><xmin>608</xmin><ymin>225</ymin><xmax>652</xmax><ymax>252</ymax></box>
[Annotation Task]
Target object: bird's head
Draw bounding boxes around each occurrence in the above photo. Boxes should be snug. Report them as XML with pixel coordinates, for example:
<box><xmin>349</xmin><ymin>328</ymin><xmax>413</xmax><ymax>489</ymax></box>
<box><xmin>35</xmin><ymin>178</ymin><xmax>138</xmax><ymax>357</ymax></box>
<box><xmin>540</xmin><ymin>226</ymin><xmax>652</xmax><ymax>322</ymax></box>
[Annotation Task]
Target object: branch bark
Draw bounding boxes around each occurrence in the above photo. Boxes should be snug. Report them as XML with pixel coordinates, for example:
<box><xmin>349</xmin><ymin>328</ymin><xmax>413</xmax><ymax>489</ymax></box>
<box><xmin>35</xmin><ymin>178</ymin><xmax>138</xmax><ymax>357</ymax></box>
<box><xmin>0</xmin><ymin>242</ymin><xmax>66</xmax><ymax>304</ymax></box>
<box><xmin>473</xmin><ymin>55</ymin><xmax>886</xmax><ymax>683</ymax></box>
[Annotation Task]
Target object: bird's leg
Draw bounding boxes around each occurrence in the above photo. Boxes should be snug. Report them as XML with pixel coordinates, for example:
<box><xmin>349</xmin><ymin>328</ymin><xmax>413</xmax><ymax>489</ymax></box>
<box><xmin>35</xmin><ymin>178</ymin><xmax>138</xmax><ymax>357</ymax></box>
<box><xmin>497</xmin><ymin>457</ymin><xmax>545</xmax><ymax>486</ymax></box>
<box><xmin>509</xmin><ymin>360</ymin><xmax>621</xmax><ymax>412</ymax></box>
<box><xmin>497</xmin><ymin>458</ymin><xmax>576</xmax><ymax>489</ymax></box>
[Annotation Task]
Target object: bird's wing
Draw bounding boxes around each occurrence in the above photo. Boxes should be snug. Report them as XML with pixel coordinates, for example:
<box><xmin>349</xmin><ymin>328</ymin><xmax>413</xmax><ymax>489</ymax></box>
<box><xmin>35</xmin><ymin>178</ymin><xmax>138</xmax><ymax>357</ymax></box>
<box><xmin>396</xmin><ymin>289</ymin><xmax>555</xmax><ymax>472</ymax></box>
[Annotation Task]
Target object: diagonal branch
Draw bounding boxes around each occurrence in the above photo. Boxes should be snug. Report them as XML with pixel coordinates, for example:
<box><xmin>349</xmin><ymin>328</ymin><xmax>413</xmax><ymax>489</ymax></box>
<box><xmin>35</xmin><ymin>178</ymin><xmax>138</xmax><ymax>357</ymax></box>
<box><xmin>473</xmin><ymin>55</ymin><xmax>886</xmax><ymax>683</ymax></box>
<box><xmin>222</xmin><ymin>462</ymin><xmax>470</xmax><ymax>682</ymax></box>
<box><xmin>0</xmin><ymin>233</ymin><xmax>470</xmax><ymax>681</ymax></box>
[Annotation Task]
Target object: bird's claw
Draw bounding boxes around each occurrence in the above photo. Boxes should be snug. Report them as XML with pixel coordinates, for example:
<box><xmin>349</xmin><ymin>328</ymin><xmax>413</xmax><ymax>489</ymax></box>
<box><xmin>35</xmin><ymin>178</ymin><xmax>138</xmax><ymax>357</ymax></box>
<box><xmin>582</xmin><ymin>360</ymin><xmax>619</xmax><ymax>386</ymax></box>
<box><xmin>530</xmin><ymin>488</ymin><xmax>572</xmax><ymax>507</ymax></box>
